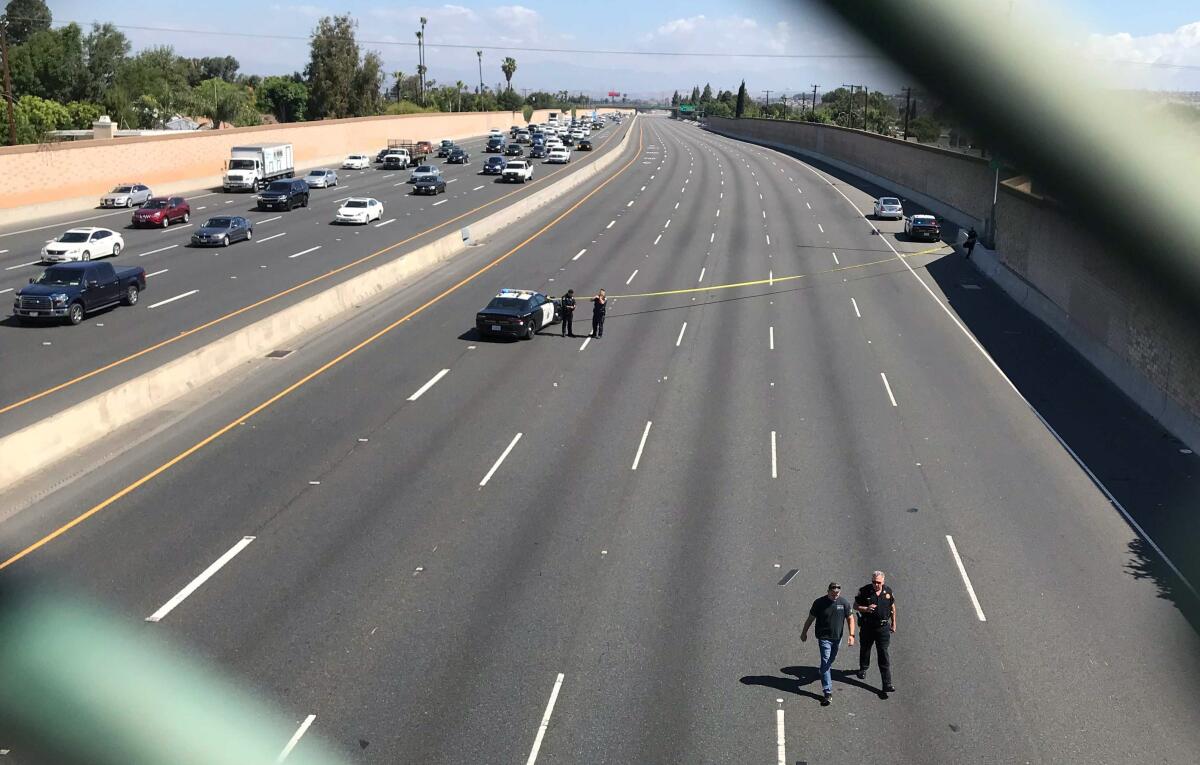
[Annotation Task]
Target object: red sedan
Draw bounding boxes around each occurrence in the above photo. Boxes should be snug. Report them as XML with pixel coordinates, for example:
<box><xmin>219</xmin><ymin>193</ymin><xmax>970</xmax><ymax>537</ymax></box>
<box><xmin>131</xmin><ymin>196</ymin><xmax>191</xmax><ymax>228</ymax></box>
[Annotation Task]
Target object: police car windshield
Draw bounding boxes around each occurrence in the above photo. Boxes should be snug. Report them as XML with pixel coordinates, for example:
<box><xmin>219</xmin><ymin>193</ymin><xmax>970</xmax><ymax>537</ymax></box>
<box><xmin>486</xmin><ymin>297</ymin><xmax>528</xmax><ymax>310</ymax></box>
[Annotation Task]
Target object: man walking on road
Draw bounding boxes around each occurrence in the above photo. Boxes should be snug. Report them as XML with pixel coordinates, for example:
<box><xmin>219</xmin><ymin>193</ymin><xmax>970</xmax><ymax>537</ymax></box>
<box><xmin>963</xmin><ymin>227</ymin><xmax>978</xmax><ymax>259</ymax></box>
<box><xmin>854</xmin><ymin>570</ymin><xmax>897</xmax><ymax>697</ymax></box>
<box><xmin>801</xmin><ymin>582</ymin><xmax>856</xmax><ymax>706</ymax></box>
<box><xmin>560</xmin><ymin>289</ymin><xmax>576</xmax><ymax>337</ymax></box>
<box><xmin>591</xmin><ymin>288</ymin><xmax>607</xmax><ymax>338</ymax></box>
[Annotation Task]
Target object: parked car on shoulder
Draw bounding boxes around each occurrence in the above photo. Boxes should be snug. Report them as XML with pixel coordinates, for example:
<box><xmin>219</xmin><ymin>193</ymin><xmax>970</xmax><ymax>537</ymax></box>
<box><xmin>303</xmin><ymin>168</ymin><xmax>339</xmax><ymax>188</ymax></box>
<box><xmin>132</xmin><ymin>197</ymin><xmax>190</xmax><ymax>228</ymax></box>
<box><xmin>41</xmin><ymin>227</ymin><xmax>124</xmax><ymax>262</ymax></box>
<box><xmin>191</xmin><ymin>216</ymin><xmax>253</xmax><ymax>247</ymax></box>
<box><xmin>904</xmin><ymin>214</ymin><xmax>941</xmax><ymax>241</ymax></box>
<box><xmin>256</xmin><ymin>178</ymin><xmax>309</xmax><ymax>211</ymax></box>
<box><xmin>13</xmin><ymin>262</ymin><xmax>145</xmax><ymax>325</ymax></box>
<box><xmin>873</xmin><ymin>197</ymin><xmax>904</xmax><ymax>219</ymax></box>
<box><xmin>342</xmin><ymin>154</ymin><xmax>371</xmax><ymax>169</ymax></box>
<box><xmin>100</xmin><ymin>183</ymin><xmax>152</xmax><ymax>208</ymax></box>
<box><xmin>335</xmin><ymin>197</ymin><xmax>384</xmax><ymax>224</ymax></box>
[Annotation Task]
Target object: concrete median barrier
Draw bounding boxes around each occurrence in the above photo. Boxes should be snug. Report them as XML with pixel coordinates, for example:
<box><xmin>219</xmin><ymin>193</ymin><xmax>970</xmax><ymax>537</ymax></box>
<box><xmin>0</xmin><ymin>116</ymin><xmax>639</xmax><ymax>493</ymax></box>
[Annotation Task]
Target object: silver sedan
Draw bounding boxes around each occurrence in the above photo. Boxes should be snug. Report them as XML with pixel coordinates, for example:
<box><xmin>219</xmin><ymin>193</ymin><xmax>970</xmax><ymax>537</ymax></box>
<box><xmin>303</xmin><ymin>168</ymin><xmax>339</xmax><ymax>188</ymax></box>
<box><xmin>100</xmin><ymin>183</ymin><xmax>152</xmax><ymax>208</ymax></box>
<box><xmin>873</xmin><ymin>196</ymin><xmax>904</xmax><ymax>219</ymax></box>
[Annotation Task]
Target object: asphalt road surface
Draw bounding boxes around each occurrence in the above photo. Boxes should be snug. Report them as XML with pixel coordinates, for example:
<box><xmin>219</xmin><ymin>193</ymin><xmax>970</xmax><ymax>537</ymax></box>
<box><xmin>0</xmin><ymin>119</ymin><xmax>631</xmax><ymax>435</ymax></box>
<box><xmin>1</xmin><ymin>115</ymin><xmax>1198</xmax><ymax>764</ymax></box>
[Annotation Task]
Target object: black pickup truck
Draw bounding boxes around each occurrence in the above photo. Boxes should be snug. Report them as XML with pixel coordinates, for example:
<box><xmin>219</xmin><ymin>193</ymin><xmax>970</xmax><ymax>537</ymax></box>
<box><xmin>13</xmin><ymin>261</ymin><xmax>146</xmax><ymax>325</ymax></box>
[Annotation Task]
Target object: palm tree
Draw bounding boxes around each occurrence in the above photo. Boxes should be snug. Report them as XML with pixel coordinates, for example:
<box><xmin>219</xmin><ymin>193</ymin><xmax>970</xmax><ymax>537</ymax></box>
<box><xmin>455</xmin><ymin>80</ymin><xmax>465</xmax><ymax>112</ymax></box>
<box><xmin>476</xmin><ymin>50</ymin><xmax>484</xmax><ymax>95</ymax></box>
<box><xmin>501</xmin><ymin>57</ymin><xmax>517</xmax><ymax>92</ymax></box>
<box><xmin>391</xmin><ymin>70</ymin><xmax>406</xmax><ymax>102</ymax></box>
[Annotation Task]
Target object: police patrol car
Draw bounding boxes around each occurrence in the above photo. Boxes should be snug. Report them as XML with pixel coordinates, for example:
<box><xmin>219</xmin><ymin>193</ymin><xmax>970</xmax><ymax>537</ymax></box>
<box><xmin>475</xmin><ymin>288</ymin><xmax>560</xmax><ymax>340</ymax></box>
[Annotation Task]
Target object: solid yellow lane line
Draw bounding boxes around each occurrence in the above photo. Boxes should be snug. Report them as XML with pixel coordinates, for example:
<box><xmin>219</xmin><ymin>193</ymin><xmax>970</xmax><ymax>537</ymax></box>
<box><xmin>0</xmin><ymin>120</ymin><xmax>633</xmax><ymax>417</ymax></box>
<box><xmin>0</xmin><ymin>122</ymin><xmax>646</xmax><ymax>572</ymax></box>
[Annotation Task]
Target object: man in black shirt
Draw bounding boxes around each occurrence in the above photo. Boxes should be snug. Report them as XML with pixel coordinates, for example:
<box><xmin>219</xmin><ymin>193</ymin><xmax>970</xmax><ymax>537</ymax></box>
<box><xmin>560</xmin><ymin>289</ymin><xmax>576</xmax><ymax>337</ymax></box>
<box><xmin>591</xmin><ymin>289</ymin><xmax>607</xmax><ymax>338</ymax></box>
<box><xmin>854</xmin><ymin>570</ymin><xmax>897</xmax><ymax>696</ymax></box>
<box><xmin>801</xmin><ymin>582</ymin><xmax>856</xmax><ymax>705</ymax></box>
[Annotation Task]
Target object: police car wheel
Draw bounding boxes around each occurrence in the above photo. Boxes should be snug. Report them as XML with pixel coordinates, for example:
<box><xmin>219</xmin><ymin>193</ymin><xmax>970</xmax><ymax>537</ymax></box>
<box><xmin>523</xmin><ymin>321</ymin><xmax>535</xmax><ymax>340</ymax></box>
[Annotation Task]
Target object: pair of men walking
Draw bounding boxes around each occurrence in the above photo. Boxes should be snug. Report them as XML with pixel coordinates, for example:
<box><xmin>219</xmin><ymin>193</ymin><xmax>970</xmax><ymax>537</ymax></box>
<box><xmin>800</xmin><ymin>571</ymin><xmax>897</xmax><ymax>705</ymax></box>
<box><xmin>559</xmin><ymin>289</ymin><xmax>607</xmax><ymax>338</ymax></box>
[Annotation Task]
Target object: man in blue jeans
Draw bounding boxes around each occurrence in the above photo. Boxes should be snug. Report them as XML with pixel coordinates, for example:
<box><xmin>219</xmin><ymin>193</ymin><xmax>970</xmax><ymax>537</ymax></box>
<box><xmin>800</xmin><ymin>582</ymin><xmax>856</xmax><ymax>706</ymax></box>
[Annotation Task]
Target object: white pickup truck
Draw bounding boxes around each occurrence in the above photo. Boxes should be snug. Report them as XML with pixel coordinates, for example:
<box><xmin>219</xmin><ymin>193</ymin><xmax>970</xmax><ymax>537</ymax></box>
<box><xmin>502</xmin><ymin>160</ymin><xmax>535</xmax><ymax>183</ymax></box>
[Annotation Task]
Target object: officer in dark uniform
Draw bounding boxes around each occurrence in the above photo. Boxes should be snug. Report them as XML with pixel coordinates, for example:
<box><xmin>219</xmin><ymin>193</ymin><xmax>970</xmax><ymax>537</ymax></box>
<box><xmin>591</xmin><ymin>288</ymin><xmax>607</xmax><ymax>338</ymax></box>
<box><xmin>963</xmin><ymin>227</ymin><xmax>978</xmax><ymax>259</ymax></box>
<box><xmin>560</xmin><ymin>289</ymin><xmax>576</xmax><ymax>337</ymax></box>
<box><xmin>854</xmin><ymin>570</ymin><xmax>897</xmax><ymax>695</ymax></box>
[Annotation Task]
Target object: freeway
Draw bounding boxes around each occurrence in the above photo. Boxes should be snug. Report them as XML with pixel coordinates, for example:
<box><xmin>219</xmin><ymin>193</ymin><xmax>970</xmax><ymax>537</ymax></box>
<box><xmin>1</xmin><ymin>115</ymin><xmax>1198</xmax><ymax>764</ymax></box>
<box><xmin>0</xmin><ymin>118</ymin><xmax>632</xmax><ymax>435</ymax></box>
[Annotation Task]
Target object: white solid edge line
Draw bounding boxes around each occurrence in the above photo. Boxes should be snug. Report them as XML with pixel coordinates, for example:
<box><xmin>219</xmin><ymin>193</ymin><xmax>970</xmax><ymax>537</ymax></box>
<box><xmin>138</xmin><ymin>244</ymin><xmax>179</xmax><ymax>257</ymax></box>
<box><xmin>525</xmin><ymin>673</ymin><xmax>565</xmax><ymax>765</ymax></box>
<box><xmin>288</xmin><ymin>246</ymin><xmax>321</xmax><ymax>259</ymax></box>
<box><xmin>407</xmin><ymin>368</ymin><xmax>450</xmax><ymax>401</ymax></box>
<box><xmin>147</xmin><ymin>289</ymin><xmax>199</xmax><ymax>309</ymax></box>
<box><xmin>788</xmin><ymin>152</ymin><xmax>1200</xmax><ymax>600</ymax></box>
<box><xmin>675</xmin><ymin>322</ymin><xmax>687</xmax><ymax>347</ymax></box>
<box><xmin>480</xmin><ymin>432</ymin><xmax>522</xmax><ymax>486</ymax></box>
<box><xmin>146</xmin><ymin>536</ymin><xmax>255</xmax><ymax>622</ymax></box>
<box><xmin>631</xmin><ymin>420</ymin><xmax>653</xmax><ymax>470</ymax></box>
<box><xmin>276</xmin><ymin>714</ymin><xmax>317</xmax><ymax>763</ymax></box>
<box><xmin>578</xmin><ymin>336</ymin><xmax>591</xmax><ymax>352</ymax></box>
<box><xmin>946</xmin><ymin>535</ymin><xmax>987</xmax><ymax>621</ymax></box>
<box><xmin>770</xmin><ymin>431</ymin><xmax>778</xmax><ymax>479</ymax></box>
<box><xmin>880</xmin><ymin>372</ymin><xmax>898</xmax><ymax>407</ymax></box>
<box><xmin>776</xmin><ymin>708</ymin><xmax>786</xmax><ymax>765</ymax></box>
<box><xmin>375</xmin><ymin>218</ymin><xmax>396</xmax><ymax>227</ymax></box>
<box><xmin>257</xmin><ymin>232</ymin><xmax>286</xmax><ymax>243</ymax></box>
<box><xmin>572</xmin><ymin>248</ymin><xmax>587</xmax><ymax>261</ymax></box>
<box><xmin>145</xmin><ymin>269</ymin><xmax>169</xmax><ymax>278</ymax></box>
<box><xmin>851</xmin><ymin>297</ymin><xmax>861</xmax><ymax>318</ymax></box>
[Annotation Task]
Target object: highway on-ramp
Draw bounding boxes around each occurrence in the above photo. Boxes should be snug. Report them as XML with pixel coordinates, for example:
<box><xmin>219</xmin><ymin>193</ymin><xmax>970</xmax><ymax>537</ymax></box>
<box><xmin>0</xmin><ymin>116</ymin><xmax>1197</xmax><ymax>764</ymax></box>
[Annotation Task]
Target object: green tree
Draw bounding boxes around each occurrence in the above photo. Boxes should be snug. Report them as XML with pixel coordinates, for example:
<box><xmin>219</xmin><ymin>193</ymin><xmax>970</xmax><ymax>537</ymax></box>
<box><xmin>735</xmin><ymin>80</ymin><xmax>747</xmax><ymax>118</ymax></box>
<box><xmin>8</xmin><ymin>23</ymin><xmax>86</xmax><ymax>103</ymax></box>
<box><xmin>690</xmin><ymin>85</ymin><xmax>700</xmax><ymax>104</ymax></box>
<box><xmin>349</xmin><ymin>49</ymin><xmax>383</xmax><ymax>116</ymax></box>
<box><xmin>700</xmin><ymin>83</ymin><xmax>713</xmax><ymax>103</ymax></box>
<box><xmin>0</xmin><ymin>93</ymin><xmax>68</xmax><ymax>143</ymax></box>
<box><xmin>82</xmin><ymin>22</ymin><xmax>130</xmax><ymax>102</ymax></box>
<box><xmin>305</xmin><ymin>14</ymin><xmax>360</xmax><ymax>119</ymax></box>
<box><xmin>64</xmin><ymin>99</ymin><xmax>101</xmax><ymax>128</ymax></box>
<box><xmin>500</xmin><ymin>56</ymin><xmax>516</xmax><ymax>91</ymax></box>
<box><xmin>522</xmin><ymin>103</ymin><xmax>533</xmax><ymax>124</ymax></box>
<box><xmin>908</xmin><ymin>115</ymin><xmax>941</xmax><ymax>143</ymax></box>
<box><xmin>257</xmin><ymin>75</ymin><xmax>308</xmax><ymax>122</ymax></box>
<box><xmin>184</xmin><ymin>55</ymin><xmax>240</xmax><ymax>87</ymax></box>
<box><xmin>190</xmin><ymin>77</ymin><xmax>253</xmax><ymax>129</ymax></box>
<box><xmin>496</xmin><ymin>87</ymin><xmax>522</xmax><ymax>111</ymax></box>
<box><xmin>1</xmin><ymin>0</ymin><xmax>51</xmax><ymax>46</ymax></box>
<box><xmin>671</xmin><ymin>90</ymin><xmax>679</xmax><ymax>107</ymax></box>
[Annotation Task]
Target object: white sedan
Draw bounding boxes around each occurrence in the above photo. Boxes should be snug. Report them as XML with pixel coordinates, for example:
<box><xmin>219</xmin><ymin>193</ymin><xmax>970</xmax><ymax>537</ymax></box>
<box><xmin>335</xmin><ymin>198</ymin><xmax>384</xmax><ymax>225</ymax></box>
<box><xmin>304</xmin><ymin>168</ymin><xmax>339</xmax><ymax>188</ymax></box>
<box><xmin>41</xmin><ymin>227</ymin><xmax>124</xmax><ymax>262</ymax></box>
<box><xmin>342</xmin><ymin>154</ymin><xmax>371</xmax><ymax>170</ymax></box>
<box><xmin>409</xmin><ymin>165</ymin><xmax>440</xmax><ymax>183</ymax></box>
<box><xmin>545</xmin><ymin>148</ymin><xmax>571</xmax><ymax>164</ymax></box>
<box><xmin>873</xmin><ymin>196</ymin><xmax>904</xmax><ymax>219</ymax></box>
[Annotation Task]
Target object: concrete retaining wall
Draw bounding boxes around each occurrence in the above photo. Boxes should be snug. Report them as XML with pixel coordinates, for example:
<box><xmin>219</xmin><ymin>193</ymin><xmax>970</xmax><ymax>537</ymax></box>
<box><xmin>0</xmin><ymin>116</ymin><xmax>639</xmax><ymax>491</ymax></box>
<box><xmin>705</xmin><ymin>116</ymin><xmax>1200</xmax><ymax>450</ymax></box>
<box><xmin>0</xmin><ymin>108</ymin><xmax>636</xmax><ymax>226</ymax></box>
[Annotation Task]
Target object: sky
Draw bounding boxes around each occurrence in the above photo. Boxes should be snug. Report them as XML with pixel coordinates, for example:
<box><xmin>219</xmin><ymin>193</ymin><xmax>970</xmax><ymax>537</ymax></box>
<box><xmin>42</xmin><ymin>1</ymin><xmax>1200</xmax><ymax>97</ymax></box>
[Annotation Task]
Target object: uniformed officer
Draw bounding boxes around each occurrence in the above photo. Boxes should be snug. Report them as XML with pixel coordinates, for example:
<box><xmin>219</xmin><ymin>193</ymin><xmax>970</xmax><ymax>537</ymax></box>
<box><xmin>854</xmin><ymin>570</ymin><xmax>897</xmax><ymax>696</ymax></box>
<box><xmin>591</xmin><ymin>288</ymin><xmax>607</xmax><ymax>338</ymax></box>
<box><xmin>560</xmin><ymin>289</ymin><xmax>576</xmax><ymax>337</ymax></box>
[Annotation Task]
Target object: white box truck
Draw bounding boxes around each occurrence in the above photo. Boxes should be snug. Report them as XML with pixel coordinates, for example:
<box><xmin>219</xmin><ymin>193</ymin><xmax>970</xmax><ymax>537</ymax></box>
<box><xmin>223</xmin><ymin>143</ymin><xmax>294</xmax><ymax>191</ymax></box>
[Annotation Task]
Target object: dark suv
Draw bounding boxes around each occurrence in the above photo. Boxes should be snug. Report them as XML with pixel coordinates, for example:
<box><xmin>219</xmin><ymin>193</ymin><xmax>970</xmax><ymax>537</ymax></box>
<box><xmin>256</xmin><ymin>178</ymin><xmax>309</xmax><ymax>211</ymax></box>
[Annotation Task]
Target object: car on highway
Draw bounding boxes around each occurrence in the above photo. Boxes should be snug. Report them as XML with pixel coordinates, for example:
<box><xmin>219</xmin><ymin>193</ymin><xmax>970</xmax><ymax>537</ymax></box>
<box><xmin>303</xmin><ymin>168</ymin><xmax>339</xmax><ymax>188</ymax></box>
<box><xmin>502</xmin><ymin>160</ymin><xmax>534</xmax><ymax>183</ymax></box>
<box><xmin>475</xmin><ymin>288</ymin><xmax>560</xmax><ymax>340</ymax></box>
<box><xmin>485</xmin><ymin>136</ymin><xmax>504</xmax><ymax>153</ymax></box>
<box><xmin>335</xmin><ymin>197</ymin><xmax>384</xmax><ymax>224</ymax></box>
<box><xmin>131</xmin><ymin>196</ymin><xmax>190</xmax><ymax>228</ymax></box>
<box><xmin>483</xmin><ymin>156</ymin><xmax>507</xmax><ymax>175</ymax></box>
<box><xmin>446</xmin><ymin>147</ymin><xmax>471</xmax><ymax>164</ymax></box>
<box><xmin>515</xmin><ymin>129</ymin><xmax>531</xmax><ymax>144</ymax></box>
<box><xmin>561</xmin><ymin>133</ymin><xmax>576</xmax><ymax>147</ymax></box>
<box><xmin>382</xmin><ymin>152</ymin><xmax>411</xmax><ymax>170</ymax></box>
<box><xmin>545</xmin><ymin>137</ymin><xmax>563</xmax><ymax>150</ymax></box>
<box><xmin>342</xmin><ymin>154</ymin><xmax>371</xmax><ymax>169</ymax></box>
<box><xmin>904</xmin><ymin>214</ymin><xmax>941</xmax><ymax>241</ymax></box>
<box><xmin>503</xmin><ymin>143</ymin><xmax>524</xmax><ymax>157</ymax></box>
<box><xmin>545</xmin><ymin>148</ymin><xmax>571</xmax><ymax>164</ymax></box>
<box><xmin>13</xmin><ymin>261</ymin><xmax>145</xmax><ymax>325</ymax></box>
<box><xmin>528</xmin><ymin>145</ymin><xmax>548</xmax><ymax>159</ymax></box>
<box><xmin>40</xmin><ymin>227</ymin><xmax>124</xmax><ymax>262</ymax></box>
<box><xmin>491</xmin><ymin>128</ymin><xmax>505</xmax><ymax>138</ymax></box>
<box><xmin>374</xmin><ymin>147</ymin><xmax>393</xmax><ymax>163</ymax></box>
<box><xmin>256</xmin><ymin>178</ymin><xmax>309</xmax><ymax>211</ymax></box>
<box><xmin>191</xmin><ymin>216</ymin><xmax>253</xmax><ymax>247</ymax></box>
<box><xmin>412</xmin><ymin>174</ymin><xmax>446</xmax><ymax>195</ymax></box>
<box><xmin>99</xmin><ymin>183</ymin><xmax>152</xmax><ymax>208</ymax></box>
<box><xmin>873</xmin><ymin>196</ymin><xmax>904</xmax><ymax>219</ymax></box>
<box><xmin>409</xmin><ymin>165</ymin><xmax>440</xmax><ymax>183</ymax></box>
<box><xmin>437</xmin><ymin>139</ymin><xmax>455</xmax><ymax>157</ymax></box>
<box><xmin>578</xmin><ymin>138</ymin><xmax>593</xmax><ymax>151</ymax></box>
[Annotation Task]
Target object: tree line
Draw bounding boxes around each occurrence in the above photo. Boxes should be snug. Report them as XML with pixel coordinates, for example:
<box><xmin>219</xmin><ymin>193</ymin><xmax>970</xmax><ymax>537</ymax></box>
<box><xmin>0</xmin><ymin>0</ymin><xmax>601</xmax><ymax>145</ymax></box>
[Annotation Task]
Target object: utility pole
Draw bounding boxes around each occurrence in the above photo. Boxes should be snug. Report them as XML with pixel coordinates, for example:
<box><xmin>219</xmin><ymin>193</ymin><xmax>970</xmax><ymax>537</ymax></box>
<box><xmin>476</xmin><ymin>50</ymin><xmax>484</xmax><ymax>96</ymax></box>
<box><xmin>861</xmin><ymin>84</ymin><xmax>869</xmax><ymax>132</ymax></box>
<box><xmin>841</xmin><ymin>84</ymin><xmax>857</xmax><ymax>128</ymax></box>
<box><xmin>811</xmin><ymin>84</ymin><xmax>819</xmax><ymax>119</ymax></box>
<box><xmin>0</xmin><ymin>22</ymin><xmax>14</xmax><ymax>146</ymax></box>
<box><xmin>762</xmin><ymin>89</ymin><xmax>772</xmax><ymax>108</ymax></box>
<box><xmin>901</xmin><ymin>87</ymin><xmax>913</xmax><ymax>140</ymax></box>
<box><xmin>780</xmin><ymin>93</ymin><xmax>789</xmax><ymax>118</ymax></box>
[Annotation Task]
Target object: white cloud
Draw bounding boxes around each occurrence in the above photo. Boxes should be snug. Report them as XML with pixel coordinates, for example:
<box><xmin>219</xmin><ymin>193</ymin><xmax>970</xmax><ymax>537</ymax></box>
<box><xmin>640</xmin><ymin>14</ymin><xmax>792</xmax><ymax>56</ymax></box>
<box><xmin>1082</xmin><ymin>22</ymin><xmax>1200</xmax><ymax>89</ymax></box>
